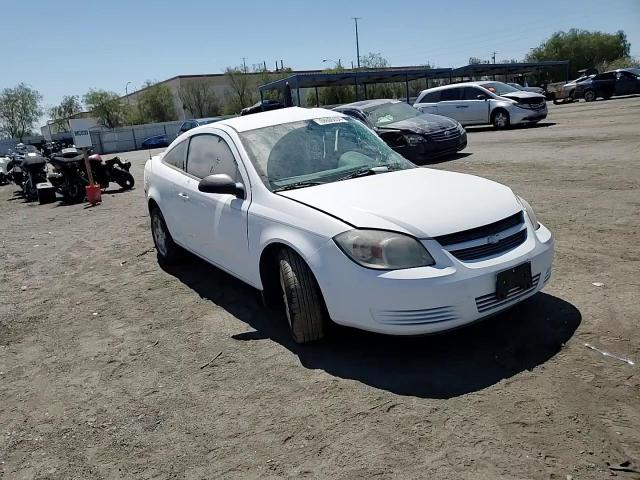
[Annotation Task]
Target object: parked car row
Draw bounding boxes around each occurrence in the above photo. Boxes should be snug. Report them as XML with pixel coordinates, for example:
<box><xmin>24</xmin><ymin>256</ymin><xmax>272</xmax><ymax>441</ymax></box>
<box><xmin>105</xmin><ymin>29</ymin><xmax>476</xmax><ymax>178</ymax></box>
<box><xmin>551</xmin><ymin>68</ymin><xmax>640</xmax><ymax>103</ymax></box>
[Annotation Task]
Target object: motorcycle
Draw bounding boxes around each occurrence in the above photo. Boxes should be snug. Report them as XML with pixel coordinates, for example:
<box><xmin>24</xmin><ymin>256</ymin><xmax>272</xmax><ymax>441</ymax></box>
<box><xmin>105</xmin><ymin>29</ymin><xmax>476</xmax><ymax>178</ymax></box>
<box><xmin>88</xmin><ymin>153</ymin><xmax>135</xmax><ymax>191</ymax></box>
<box><xmin>47</xmin><ymin>148</ymin><xmax>135</xmax><ymax>203</ymax></box>
<box><xmin>47</xmin><ymin>147</ymin><xmax>90</xmax><ymax>203</ymax></box>
<box><xmin>20</xmin><ymin>155</ymin><xmax>49</xmax><ymax>201</ymax></box>
<box><xmin>0</xmin><ymin>156</ymin><xmax>10</xmax><ymax>185</ymax></box>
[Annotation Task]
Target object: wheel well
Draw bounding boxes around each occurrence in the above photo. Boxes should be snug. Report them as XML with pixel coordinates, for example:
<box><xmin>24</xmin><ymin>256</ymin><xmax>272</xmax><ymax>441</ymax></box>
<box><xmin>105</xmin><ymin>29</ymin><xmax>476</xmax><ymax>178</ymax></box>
<box><xmin>259</xmin><ymin>242</ymin><xmax>287</xmax><ymax>308</ymax></box>
<box><xmin>148</xmin><ymin>198</ymin><xmax>159</xmax><ymax>213</ymax></box>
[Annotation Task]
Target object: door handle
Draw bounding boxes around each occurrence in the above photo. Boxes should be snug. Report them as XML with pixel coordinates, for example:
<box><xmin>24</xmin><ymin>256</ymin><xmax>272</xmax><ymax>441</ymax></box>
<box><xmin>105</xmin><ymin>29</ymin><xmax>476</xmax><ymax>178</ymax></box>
<box><xmin>456</xmin><ymin>105</ymin><xmax>469</xmax><ymax>108</ymax></box>
<box><xmin>178</xmin><ymin>192</ymin><xmax>189</xmax><ymax>200</ymax></box>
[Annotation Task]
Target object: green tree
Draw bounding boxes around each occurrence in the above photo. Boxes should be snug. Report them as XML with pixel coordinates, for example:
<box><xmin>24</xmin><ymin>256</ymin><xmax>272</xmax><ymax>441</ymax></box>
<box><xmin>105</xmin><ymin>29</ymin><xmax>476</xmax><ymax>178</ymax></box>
<box><xmin>223</xmin><ymin>66</ymin><xmax>256</xmax><ymax>114</ymax></box>
<box><xmin>49</xmin><ymin>95</ymin><xmax>83</xmax><ymax>133</ymax></box>
<box><xmin>178</xmin><ymin>81</ymin><xmax>221</xmax><ymax>118</ymax></box>
<box><xmin>527</xmin><ymin>29</ymin><xmax>631</xmax><ymax>78</ymax></box>
<box><xmin>598</xmin><ymin>56</ymin><xmax>639</xmax><ymax>72</ymax></box>
<box><xmin>137</xmin><ymin>81</ymin><xmax>177</xmax><ymax>123</ymax></box>
<box><xmin>84</xmin><ymin>89</ymin><xmax>125</xmax><ymax>128</ymax></box>
<box><xmin>0</xmin><ymin>83</ymin><xmax>43</xmax><ymax>141</ymax></box>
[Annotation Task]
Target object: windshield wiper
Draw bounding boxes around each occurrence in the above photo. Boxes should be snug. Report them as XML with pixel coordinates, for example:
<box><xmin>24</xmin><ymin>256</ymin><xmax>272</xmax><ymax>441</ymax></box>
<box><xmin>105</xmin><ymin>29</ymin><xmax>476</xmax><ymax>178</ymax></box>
<box><xmin>272</xmin><ymin>180</ymin><xmax>323</xmax><ymax>192</ymax></box>
<box><xmin>335</xmin><ymin>166</ymin><xmax>391</xmax><ymax>182</ymax></box>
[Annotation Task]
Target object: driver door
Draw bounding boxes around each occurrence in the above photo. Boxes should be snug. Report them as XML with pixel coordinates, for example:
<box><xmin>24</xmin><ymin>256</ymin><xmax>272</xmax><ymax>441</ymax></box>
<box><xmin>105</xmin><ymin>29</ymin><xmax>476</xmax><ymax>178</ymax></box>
<box><xmin>180</xmin><ymin>132</ymin><xmax>252</xmax><ymax>282</ymax></box>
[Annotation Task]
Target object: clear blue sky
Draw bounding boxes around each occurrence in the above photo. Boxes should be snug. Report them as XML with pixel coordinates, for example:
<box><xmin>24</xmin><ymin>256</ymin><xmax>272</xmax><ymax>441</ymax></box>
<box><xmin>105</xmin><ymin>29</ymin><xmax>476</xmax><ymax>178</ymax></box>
<box><xmin>2</xmin><ymin>0</ymin><xmax>638</xmax><ymax>118</ymax></box>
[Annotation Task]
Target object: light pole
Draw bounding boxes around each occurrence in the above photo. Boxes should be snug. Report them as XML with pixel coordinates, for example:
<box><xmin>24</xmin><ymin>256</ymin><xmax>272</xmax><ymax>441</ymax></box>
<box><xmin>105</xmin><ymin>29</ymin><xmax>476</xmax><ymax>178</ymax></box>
<box><xmin>125</xmin><ymin>81</ymin><xmax>132</xmax><ymax>104</ymax></box>
<box><xmin>352</xmin><ymin>17</ymin><xmax>361</xmax><ymax>69</ymax></box>
<box><xmin>322</xmin><ymin>58</ymin><xmax>342</xmax><ymax>68</ymax></box>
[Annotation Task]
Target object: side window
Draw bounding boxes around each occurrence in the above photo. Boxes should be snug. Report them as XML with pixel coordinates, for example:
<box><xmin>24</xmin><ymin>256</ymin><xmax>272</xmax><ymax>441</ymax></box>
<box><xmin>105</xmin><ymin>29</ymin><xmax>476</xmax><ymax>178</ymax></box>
<box><xmin>440</xmin><ymin>88</ymin><xmax>462</xmax><ymax>101</ymax></box>
<box><xmin>342</xmin><ymin>110</ymin><xmax>367</xmax><ymax>124</ymax></box>
<box><xmin>463</xmin><ymin>87</ymin><xmax>484</xmax><ymax>100</ymax></box>
<box><xmin>419</xmin><ymin>90</ymin><xmax>441</xmax><ymax>103</ymax></box>
<box><xmin>186</xmin><ymin>134</ymin><xmax>240</xmax><ymax>181</ymax></box>
<box><xmin>162</xmin><ymin>140</ymin><xmax>188</xmax><ymax>170</ymax></box>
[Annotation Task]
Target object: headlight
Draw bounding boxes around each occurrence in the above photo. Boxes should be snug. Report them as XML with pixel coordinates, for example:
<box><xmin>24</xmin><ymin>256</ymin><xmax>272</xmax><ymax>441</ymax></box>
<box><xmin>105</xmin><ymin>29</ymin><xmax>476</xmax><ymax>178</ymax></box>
<box><xmin>404</xmin><ymin>134</ymin><xmax>425</xmax><ymax>146</ymax></box>
<box><xmin>334</xmin><ymin>229</ymin><xmax>435</xmax><ymax>270</ymax></box>
<box><xmin>517</xmin><ymin>196</ymin><xmax>540</xmax><ymax>230</ymax></box>
<box><xmin>457</xmin><ymin>122</ymin><xmax>465</xmax><ymax>133</ymax></box>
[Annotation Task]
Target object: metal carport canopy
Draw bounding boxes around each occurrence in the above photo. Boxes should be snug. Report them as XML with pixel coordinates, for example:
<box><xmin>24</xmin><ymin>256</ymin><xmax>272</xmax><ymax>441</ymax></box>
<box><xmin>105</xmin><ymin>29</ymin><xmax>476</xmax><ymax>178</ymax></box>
<box><xmin>259</xmin><ymin>67</ymin><xmax>453</xmax><ymax>92</ymax></box>
<box><xmin>259</xmin><ymin>67</ymin><xmax>453</xmax><ymax>106</ymax></box>
<box><xmin>450</xmin><ymin>61</ymin><xmax>570</xmax><ymax>79</ymax></box>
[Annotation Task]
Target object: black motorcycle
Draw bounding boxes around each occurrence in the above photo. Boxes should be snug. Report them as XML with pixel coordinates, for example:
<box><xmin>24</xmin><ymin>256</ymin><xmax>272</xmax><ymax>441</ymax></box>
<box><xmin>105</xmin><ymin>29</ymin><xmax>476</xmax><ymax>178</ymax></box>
<box><xmin>48</xmin><ymin>148</ymin><xmax>135</xmax><ymax>203</ymax></box>
<box><xmin>47</xmin><ymin>148</ymin><xmax>90</xmax><ymax>203</ymax></box>
<box><xmin>21</xmin><ymin>156</ymin><xmax>49</xmax><ymax>201</ymax></box>
<box><xmin>88</xmin><ymin>153</ymin><xmax>135</xmax><ymax>191</ymax></box>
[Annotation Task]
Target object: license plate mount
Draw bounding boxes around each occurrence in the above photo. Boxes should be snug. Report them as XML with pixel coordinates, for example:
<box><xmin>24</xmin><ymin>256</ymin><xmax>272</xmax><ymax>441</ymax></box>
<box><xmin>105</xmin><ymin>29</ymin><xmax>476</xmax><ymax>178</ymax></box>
<box><xmin>496</xmin><ymin>262</ymin><xmax>532</xmax><ymax>300</ymax></box>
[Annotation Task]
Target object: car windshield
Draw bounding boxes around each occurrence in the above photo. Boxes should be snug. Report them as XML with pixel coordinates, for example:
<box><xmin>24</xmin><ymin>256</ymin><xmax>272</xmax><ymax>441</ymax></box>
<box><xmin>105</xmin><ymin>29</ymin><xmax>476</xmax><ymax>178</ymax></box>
<box><xmin>239</xmin><ymin>116</ymin><xmax>415</xmax><ymax>191</ymax></box>
<box><xmin>508</xmin><ymin>83</ymin><xmax>525</xmax><ymax>91</ymax></box>
<box><xmin>479</xmin><ymin>81</ymin><xmax>520</xmax><ymax>95</ymax></box>
<box><xmin>364</xmin><ymin>102</ymin><xmax>421</xmax><ymax>127</ymax></box>
<box><xmin>624</xmin><ymin>68</ymin><xmax>640</xmax><ymax>77</ymax></box>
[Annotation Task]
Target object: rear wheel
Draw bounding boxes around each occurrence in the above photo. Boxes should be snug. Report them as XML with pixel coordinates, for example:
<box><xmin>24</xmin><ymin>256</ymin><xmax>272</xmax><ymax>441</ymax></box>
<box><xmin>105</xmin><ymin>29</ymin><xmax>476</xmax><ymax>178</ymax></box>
<box><xmin>491</xmin><ymin>109</ymin><xmax>510</xmax><ymax>129</ymax></box>
<box><xmin>583</xmin><ymin>89</ymin><xmax>597</xmax><ymax>102</ymax></box>
<box><xmin>114</xmin><ymin>170</ymin><xmax>135</xmax><ymax>190</ymax></box>
<box><xmin>64</xmin><ymin>181</ymin><xmax>86</xmax><ymax>204</ymax></box>
<box><xmin>23</xmin><ymin>178</ymin><xmax>37</xmax><ymax>201</ymax></box>
<box><xmin>278</xmin><ymin>248</ymin><xmax>326</xmax><ymax>343</ymax></box>
<box><xmin>150</xmin><ymin>206</ymin><xmax>181</xmax><ymax>264</ymax></box>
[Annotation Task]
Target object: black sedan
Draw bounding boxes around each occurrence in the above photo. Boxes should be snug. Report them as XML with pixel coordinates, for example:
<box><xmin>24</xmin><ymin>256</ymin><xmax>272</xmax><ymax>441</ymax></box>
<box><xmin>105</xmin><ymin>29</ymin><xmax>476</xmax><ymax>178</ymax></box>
<box><xmin>240</xmin><ymin>99</ymin><xmax>284</xmax><ymax>116</ymax></box>
<box><xmin>575</xmin><ymin>68</ymin><xmax>640</xmax><ymax>102</ymax></box>
<box><xmin>333</xmin><ymin>99</ymin><xmax>467</xmax><ymax>164</ymax></box>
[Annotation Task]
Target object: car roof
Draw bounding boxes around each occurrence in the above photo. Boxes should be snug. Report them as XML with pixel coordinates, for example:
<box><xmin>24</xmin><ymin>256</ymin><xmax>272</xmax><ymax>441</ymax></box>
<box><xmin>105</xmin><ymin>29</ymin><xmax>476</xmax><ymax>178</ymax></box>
<box><xmin>335</xmin><ymin>99</ymin><xmax>401</xmax><ymax>111</ymax></box>
<box><xmin>418</xmin><ymin>81</ymin><xmax>490</xmax><ymax>94</ymax></box>
<box><xmin>215</xmin><ymin>107</ymin><xmax>344</xmax><ymax>132</ymax></box>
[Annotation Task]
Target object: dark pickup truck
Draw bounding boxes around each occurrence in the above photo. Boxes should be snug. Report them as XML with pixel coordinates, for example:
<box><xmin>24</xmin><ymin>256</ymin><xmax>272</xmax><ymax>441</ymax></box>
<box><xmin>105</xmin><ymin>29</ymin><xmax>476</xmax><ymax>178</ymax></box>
<box><xmin>575</xmin><ymin>68</ymin><xmax>640</xmax><ymax>102</ymax></box>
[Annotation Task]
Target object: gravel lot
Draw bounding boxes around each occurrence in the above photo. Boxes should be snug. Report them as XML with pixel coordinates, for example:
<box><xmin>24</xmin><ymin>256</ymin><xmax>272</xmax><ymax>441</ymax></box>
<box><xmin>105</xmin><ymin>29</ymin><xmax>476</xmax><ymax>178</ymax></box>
<box><xmin>1</xmin><ymin>96</ymin><xmax>639</xmax><ymax>480</ymax></box>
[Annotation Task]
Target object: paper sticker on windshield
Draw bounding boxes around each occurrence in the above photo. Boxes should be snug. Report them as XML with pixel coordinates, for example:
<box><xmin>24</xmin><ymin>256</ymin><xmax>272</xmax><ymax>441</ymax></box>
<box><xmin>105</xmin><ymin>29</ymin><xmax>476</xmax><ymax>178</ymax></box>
<box><xmin>312</xmin><ymin>117</ymin><xmax>348</xmax><ymax>125</ymax></box>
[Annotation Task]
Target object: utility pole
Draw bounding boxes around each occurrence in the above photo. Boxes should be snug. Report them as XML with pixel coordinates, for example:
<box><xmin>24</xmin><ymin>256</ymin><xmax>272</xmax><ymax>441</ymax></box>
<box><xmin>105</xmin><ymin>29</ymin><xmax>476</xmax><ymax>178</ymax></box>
<box><xmin>491</xmin><ymin>51</ymin><xmax>497</xmax><ymax>80</ymax></box>
<box><xmin>241</xmin><ymin>57</ymin><xmax>247</xmax><ymax>73</ymax></box>
<box><xmin>352</xmin><ymin>17</ymin><xmax>361</xmax><ymax>69</ymax></box>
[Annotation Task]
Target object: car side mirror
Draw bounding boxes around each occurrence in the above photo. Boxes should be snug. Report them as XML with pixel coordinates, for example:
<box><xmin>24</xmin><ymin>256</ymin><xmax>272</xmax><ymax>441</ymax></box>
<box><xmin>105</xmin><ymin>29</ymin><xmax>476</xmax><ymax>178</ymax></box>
<box><xmin>198</xmin><ymin>174</ymin><xmax>245</xmax><ymax>199</ymax></box>
<box><xmin>477</xmin><ymin>94</ymin><xmax>487</xmax><ymax>100</ymax></box>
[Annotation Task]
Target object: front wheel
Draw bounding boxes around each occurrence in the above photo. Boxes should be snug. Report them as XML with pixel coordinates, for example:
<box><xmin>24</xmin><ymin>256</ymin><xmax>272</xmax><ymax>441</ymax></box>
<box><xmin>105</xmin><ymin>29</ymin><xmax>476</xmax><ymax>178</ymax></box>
<box><xmin>23</xmin><ymin>178</ymin><xmax>38</xmax><ymax>201</ymax></box>
<box><xmin>278</xmin><ymin>248</ymin><xmax>326</xmax><ymax>343</ymax></box>
<box><xmin>150</xmin><ymin>206</ymin><xmax>181</xmax><ymax>264</ymax></box>
<box><xmin>583</xmin><ymin>89</ymin><xmax>597</xmax><ymax>102</ymax></box>
<box><xmin>491</xmin><ymin>109</ymin><xmax>510</xmax><ymax>129</ymax></box>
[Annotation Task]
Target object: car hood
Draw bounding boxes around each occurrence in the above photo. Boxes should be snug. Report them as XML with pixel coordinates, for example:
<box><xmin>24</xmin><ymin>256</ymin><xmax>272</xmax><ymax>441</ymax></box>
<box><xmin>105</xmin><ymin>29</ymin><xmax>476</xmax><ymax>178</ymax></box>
<box><xmin>376</xmin><ymin>114</ymin><xmax>458</xmax><ymax>134</ymax></box>
<box><xmin>499</xmin><ymin>91</ymin><xmax>545</xmax><ymax>102</ymax></box>
<box><xmin>278</xmin><ymin>168</ymin><xmax>522</xmax><ymax>237</ymax></box>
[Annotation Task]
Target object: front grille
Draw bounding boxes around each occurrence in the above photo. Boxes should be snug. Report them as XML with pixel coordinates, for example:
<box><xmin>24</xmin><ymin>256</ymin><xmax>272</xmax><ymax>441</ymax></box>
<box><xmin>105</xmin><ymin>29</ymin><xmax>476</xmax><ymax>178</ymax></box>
<box><xmin>448</xmin><ymin>229</ymin><xmax>527</xmax><ymax>261</ymax></box>
<box><xmin>476</xmin><ymin>274</ymin><xmax>540</xmax><ymax>313</ymax></box>
<box><xmin>435</xmin><ymin>212</ymin><xmax>524</xmax><ymax>247</ymax></box>
<box><xmin>530</xmin><ymin>102</ymin><xmax>545</xmax><ymax>109</ymax></box>
<box><xmin>373</xmin><ymin>306</ymin><xmax>458</xmax><ymax>326</ymax></box>
<box><xmin>429</xmin><ymin>126</ymin><xmax>460</xmax><ymax>142</ymax></box>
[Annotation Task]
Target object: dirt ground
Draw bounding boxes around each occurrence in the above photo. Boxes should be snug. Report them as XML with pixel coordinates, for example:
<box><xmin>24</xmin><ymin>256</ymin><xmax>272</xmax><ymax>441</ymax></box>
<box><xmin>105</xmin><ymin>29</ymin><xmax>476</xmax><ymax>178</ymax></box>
<box><xmin>1</xmin><ymin>96</ymin><xmax>639</xmax><ymax>480</ymax></box>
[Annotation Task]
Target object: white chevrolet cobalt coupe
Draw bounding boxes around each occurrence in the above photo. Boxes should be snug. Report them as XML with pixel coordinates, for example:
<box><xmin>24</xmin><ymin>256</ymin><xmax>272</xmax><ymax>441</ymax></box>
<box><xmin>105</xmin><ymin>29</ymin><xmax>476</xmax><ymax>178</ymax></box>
<box><xmin>144</xmin><ymin>107</ymin><xmax>554</xmax><ymax>343</ymax></box>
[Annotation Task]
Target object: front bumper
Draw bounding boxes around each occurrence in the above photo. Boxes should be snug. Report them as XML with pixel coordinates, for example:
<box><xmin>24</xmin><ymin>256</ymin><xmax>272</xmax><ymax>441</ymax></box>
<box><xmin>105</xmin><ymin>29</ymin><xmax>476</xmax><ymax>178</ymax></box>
<box><xmin>396</xmin><ymin>131</ymin><xmax>467</xmax><ymax>164</ymax></box>
<box><xmin>510</xmin><ymin>104</ymin><xmax>548</xmax><ymax>124</ymax></box>
<box><xmin>309</xmin><ymin>222</ymin><xmax>554</xmax><ymax>336</ymax></box>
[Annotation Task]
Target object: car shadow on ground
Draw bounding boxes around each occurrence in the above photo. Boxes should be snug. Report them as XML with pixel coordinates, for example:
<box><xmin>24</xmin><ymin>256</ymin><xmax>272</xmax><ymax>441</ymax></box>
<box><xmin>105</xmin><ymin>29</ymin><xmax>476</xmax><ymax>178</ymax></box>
<box><xmin>162</xmin><ymin>255</ymin><xmax>581</xmax><ymax>399</ymax></box>
<box><xmin>466</xmin><ymin>122</ymin><xmax>557</xmax><ymax>133</ymax></box>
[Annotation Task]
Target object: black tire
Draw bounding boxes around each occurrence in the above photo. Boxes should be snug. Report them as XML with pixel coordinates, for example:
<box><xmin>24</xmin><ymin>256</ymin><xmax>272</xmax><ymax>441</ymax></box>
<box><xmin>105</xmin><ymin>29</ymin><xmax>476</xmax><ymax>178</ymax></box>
<box><xmin>23</xmin><ymin>178</ymin><xmax>37</xmax><ymax>201</ymax></box>
<box><xmin>114</xmin><ymin>170</ymin><xmax>135</xmax><ymax>190</ymax></box>
<box><xmin>150</xmin><ymin>206</ymin><xmax>181</xmax><ymax>264</ymax></box>
<box><xmin>64</xmin><ymin>181</ymin><xmax>86</xmax><ymax>204</ymax></box>
<box><xmin>583</xmin><ymin>89</ymin><xmax>597</xmax><ymax>102</ymax></box>
<box><xmin>278</xmin><ymin>248</ymin><xmax>326</xmax><ymax>343</ymax></box>
<box><xmin>491</xmin><ymin>109</ymin><xmax>510</xmax><ymax>129</ymax></box>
